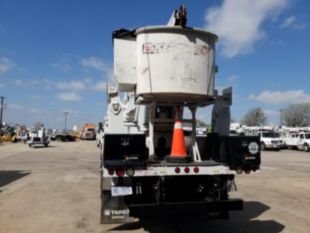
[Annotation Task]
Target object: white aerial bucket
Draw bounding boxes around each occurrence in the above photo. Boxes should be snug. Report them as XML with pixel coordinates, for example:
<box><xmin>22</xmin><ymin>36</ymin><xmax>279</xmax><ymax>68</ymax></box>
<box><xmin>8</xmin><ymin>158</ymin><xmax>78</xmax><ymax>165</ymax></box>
<box><xmin>113</xmin><ymin>26</ymin><xmax>218</xmax><ymax>102</ymax></box>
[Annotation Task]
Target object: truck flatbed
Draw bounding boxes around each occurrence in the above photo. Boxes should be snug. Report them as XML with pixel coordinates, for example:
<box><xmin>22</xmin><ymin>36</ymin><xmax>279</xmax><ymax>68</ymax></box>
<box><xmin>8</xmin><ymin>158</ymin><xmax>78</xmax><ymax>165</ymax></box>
<box><xmin>102</xmin><ymin>160</ymin><xmax>238</xmax><ymax>177</ymax></box>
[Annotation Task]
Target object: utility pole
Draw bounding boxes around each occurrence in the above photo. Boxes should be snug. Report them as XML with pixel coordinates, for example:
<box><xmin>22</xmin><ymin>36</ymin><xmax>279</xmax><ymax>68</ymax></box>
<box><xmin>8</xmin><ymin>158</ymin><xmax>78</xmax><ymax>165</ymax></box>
<box><xmin>64</xmin><ymin>112</ymin><xmax>69</xmax><ymax>133</ymax></box>
<box><xmin>0</xmin><ymin>96</ymin><xmax>5</xmax><ymax>129</ymax></box>
<box><xmin>279</xmin><ymin>109</ymin><xmax>283</xmax><ymax>126</ymax></box>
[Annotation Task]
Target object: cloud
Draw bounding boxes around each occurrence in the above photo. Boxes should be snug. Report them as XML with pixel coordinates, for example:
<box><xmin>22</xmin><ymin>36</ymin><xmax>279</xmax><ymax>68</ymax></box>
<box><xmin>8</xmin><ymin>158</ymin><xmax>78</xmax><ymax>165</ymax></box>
<box><xmin>227</xmin><ymin>75</ymin><xmax>237</xmax><ymax>82</ymax></box>
<box><xmin>92</xmin><ymin>81</ymin><xmax>107</xmax><ymax>91</ymax></box>
<box><xmin>249</xmin><ymin>90</ymin><xmax>310</xmax><ymax>104</ymax></box>
<box><xmin>43</xmin><ymin>79</ymin><xmax>55</xmax><ymax>89</ymax></box>
<box><xmin>0</xmin><ymin>83</ymin><xmax>6</xmax><ymax>88</ymax></box>
<box><xmin>80</xmin><ymin>57</ymin><xmax>110</xmax><ymax>72</ymax></box>
<box><xmin>8</xmin><ymin>103</ymin><xmax>23</xmax><ymax>110</ymax></box>
<box><xmin>56</xmin><ymin>80</ymin><xmax>87</xmax><ymax>91</ymax></box>
<box><xmin>15</xmin><ymin>79</ymin><xmax>26</xmax><ymax>86</ymax></box>
<box><xmin>31</xmin><ymin>96</ymin><xmax>40</xmax><ymax>100</ymax></box>
<box><xmin>29</xmin><ymin>108</ymin><xmax>40</xmax><ymax>113</ymax></box>
<box><xmin>279</xmin><ymin>16</ymin><xmax>306</xmax><ymax>29</ymax></box>
<box><xmin>216</xmin><ymin>74</ymin><xmax>239</xmax><ymax>94</ymax></box>
<box><xmin>55</xmin><ymin>92</ymin><xmax>82</xmax><ymax>101</ymax></box>
<box><xmin>280</xmin><ymin>16</ymin><xmax>296</xmax><ymax>28</ymax></box>
<box><xmin>0</xmin><ymin>57</ymin><xmax>15</xmax><ymax>75</ymax></box>
<box><xmin>51</xmin><ymin>55</ymin><xmax>75</xmax><ymax>72</ymax></box>
<box><xmin>264</xmin><ymin>109</ymin><xmax>280</xmax><ymax>116</ymax></box>
<box><xmin>55</xmin><ymin>79</ymin><xmax>107</xmax><ymax>92</ymax></box>
<box><xmin>13</xmin><ymin>79</ymin><xmax>41</xmax><ymax>87</ymax></box>
<box><xmin>80</xmin><ymin>56</ymin><xmax>114</xmax><ymax>83</ymax></box>
<box><xmin>52</xmin><ymin>62</ymin><xmax>72</xmax><ymax>72</ymax></box>
<box><xmin>204</xmin><ymin>0</ymin><xmax>289</xmax><ymax>58</ymax></box>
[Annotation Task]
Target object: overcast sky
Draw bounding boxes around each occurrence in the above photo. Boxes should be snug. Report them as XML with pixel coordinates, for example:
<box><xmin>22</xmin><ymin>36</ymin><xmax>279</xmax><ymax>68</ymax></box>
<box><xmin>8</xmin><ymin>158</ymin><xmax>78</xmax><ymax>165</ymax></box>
<box><xmin>0</xmin><ymin>0</ymin><xmax>309</xmax><ymax>129</ymax></box>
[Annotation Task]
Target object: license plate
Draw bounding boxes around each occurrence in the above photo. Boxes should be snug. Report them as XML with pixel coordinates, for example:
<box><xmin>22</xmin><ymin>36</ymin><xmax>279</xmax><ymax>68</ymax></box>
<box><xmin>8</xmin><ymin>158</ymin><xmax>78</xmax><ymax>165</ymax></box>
<box><xmin>111</xmin><ymin>186</ymin><xmax>133</xmax><ymax>196</ymax></box>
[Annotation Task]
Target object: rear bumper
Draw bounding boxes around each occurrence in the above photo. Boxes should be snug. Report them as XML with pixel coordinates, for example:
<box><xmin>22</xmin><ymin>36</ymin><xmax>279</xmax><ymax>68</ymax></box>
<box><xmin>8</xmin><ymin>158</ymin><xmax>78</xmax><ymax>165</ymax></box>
<box><xmin>129</xmin><ymin>198</ymin><xmax>243</xmax><ymax>217</ymax></box>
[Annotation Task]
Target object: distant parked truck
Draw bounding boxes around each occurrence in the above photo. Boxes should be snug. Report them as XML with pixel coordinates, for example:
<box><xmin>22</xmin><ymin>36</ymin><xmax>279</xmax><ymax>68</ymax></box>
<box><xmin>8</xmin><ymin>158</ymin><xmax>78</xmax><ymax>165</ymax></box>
<box><xmin>285</xmin><ymin>132</ymin><xmax>310</xmax><ymax>152</ymax></box>
<box><xmin>257</xmin><ymin>131</ymin><xmax>282</xmax><ymax>151</ymax></box>
<box><xmin>81</xmin><ymin>123</ymin><xmax>96</xmax><ymax>140</ymax></box>
<box><xmin>28</xmin><ymin>125</ymin><xmax>50</xmax><ymax>147</ymax></box>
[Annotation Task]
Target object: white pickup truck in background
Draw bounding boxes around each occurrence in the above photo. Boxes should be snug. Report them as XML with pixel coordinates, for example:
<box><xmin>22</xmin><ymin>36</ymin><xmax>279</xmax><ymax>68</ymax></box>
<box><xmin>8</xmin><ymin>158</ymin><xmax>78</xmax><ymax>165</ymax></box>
<box><xmin>258</xmin><ymin>131</ymin><xmax>283</xmax><ymax>151</ymax></box>
<box><xmin>285</xmin><ymin>132</ymin><xmax>310</xmax><ymax>152</ymax></box>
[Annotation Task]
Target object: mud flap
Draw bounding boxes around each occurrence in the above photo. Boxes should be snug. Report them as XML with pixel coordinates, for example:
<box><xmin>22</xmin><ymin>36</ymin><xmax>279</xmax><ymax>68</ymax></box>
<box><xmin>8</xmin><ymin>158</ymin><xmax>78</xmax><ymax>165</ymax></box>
<box><xmin>101</xmin><ymin>190</ymin><xmax>134</xmax><ymax>224</ymax></box>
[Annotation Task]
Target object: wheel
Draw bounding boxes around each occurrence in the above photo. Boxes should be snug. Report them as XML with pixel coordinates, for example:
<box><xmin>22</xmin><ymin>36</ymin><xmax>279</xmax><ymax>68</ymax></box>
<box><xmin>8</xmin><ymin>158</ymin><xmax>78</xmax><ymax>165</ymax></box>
<box><xmin>260</xmin><ymin>143</ymin><xmax>266</xmax><ymax>151</ymax></box>
<box><xmin>28</xmin><ymin>143</ymin><xmax>32</xmax><ymax>148</ymax></box>
<box><xmin>304</xmin><ymin>144</ymin><xmax>310</xmax><ymax>152</ymax></box>
<box><xmin>44</xmin><ymin>143</ymin><xmax>48</xmax><ymax>147</ymax></box>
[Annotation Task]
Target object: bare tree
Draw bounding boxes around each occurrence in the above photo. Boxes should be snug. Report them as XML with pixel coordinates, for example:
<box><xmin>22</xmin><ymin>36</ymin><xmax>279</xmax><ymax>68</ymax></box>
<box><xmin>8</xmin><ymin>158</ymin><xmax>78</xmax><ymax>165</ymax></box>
<box><xmin>241</xmin><ymin>107</ymin><xmax>267</xmax><ymax>126</ymax></box>
<box><xmin>282</xmin><ymin>103</ymin><xmax>310</xmax><ymax>127</ymax></box>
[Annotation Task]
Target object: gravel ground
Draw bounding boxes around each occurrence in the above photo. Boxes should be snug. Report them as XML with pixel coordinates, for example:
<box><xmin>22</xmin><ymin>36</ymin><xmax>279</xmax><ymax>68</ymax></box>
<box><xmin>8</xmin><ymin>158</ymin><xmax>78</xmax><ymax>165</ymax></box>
<box><xmin>0</xmin><ymin>141</ymin><xmax>310</xmax><ymax>233</ymax></box>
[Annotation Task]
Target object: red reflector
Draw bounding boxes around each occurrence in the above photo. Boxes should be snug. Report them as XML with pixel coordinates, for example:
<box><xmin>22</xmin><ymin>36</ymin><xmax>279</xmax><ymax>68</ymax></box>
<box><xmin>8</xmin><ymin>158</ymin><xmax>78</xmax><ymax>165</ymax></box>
<box><xmin>184</xmin><ymin>167</ymin><xmax>190</xmax><ymax>173</ymax></box>
<box><xmin>108</xmin><ymin>169</ymin><xmax>114</xmax><ymax>176</ymax></box>
<box><xmin>175</xmin><ymin>167</ymin><xmax>180</xmax><ymax>173</ymax></box>
<box><xmin>116</xmin><ymin>168</ymin><xmax>125</xmax><ymax>177</ymax></box>
<box><xmin>193</xmin><ymin>167</ymin><xmax>199</xmax><ymax>173</ymax></box>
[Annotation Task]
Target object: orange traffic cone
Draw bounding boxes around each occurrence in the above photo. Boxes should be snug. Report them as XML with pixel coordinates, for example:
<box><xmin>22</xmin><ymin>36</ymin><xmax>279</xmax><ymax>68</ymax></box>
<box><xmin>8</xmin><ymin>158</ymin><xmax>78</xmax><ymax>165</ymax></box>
<box><xmin>166</xmin><ymin>107</ymin><xmax>191</xmax><ymax>163</ymax></box>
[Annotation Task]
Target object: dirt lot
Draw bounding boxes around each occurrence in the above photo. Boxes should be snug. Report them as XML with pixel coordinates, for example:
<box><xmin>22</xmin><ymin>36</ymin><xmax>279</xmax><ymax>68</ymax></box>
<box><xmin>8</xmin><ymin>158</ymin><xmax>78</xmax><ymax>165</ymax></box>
<box><xmin>1</xmin><ymin>141</ymin><xmax>310</xmax><ymax>233</ymax></box>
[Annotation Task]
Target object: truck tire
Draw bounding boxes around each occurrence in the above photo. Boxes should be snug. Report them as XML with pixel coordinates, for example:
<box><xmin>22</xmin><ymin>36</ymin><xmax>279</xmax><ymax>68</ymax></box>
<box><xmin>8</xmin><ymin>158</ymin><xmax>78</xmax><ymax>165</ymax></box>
<box><xmin>304</xmin><ymin>144</ymin><xmax>310</xmax><ymax>152</ymax></box>
<box><xmin>260</xmin><ymin>142</ymin><xmax>266</xmax><ymax>151</ymax></box>
<box><xmin>28</xmin><ymin>143</ymin><xmax>32</xmax><ymax>148</ymax></box>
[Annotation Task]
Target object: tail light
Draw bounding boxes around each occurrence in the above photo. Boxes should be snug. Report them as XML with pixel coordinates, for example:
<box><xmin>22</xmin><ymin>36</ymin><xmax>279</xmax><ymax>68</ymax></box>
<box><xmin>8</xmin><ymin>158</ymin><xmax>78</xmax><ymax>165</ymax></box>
<box><xmin>108</xmin><ymin>169</ymin><xmax>114</xmax><ymax>176</ymax></box>
<box><xmin>193</xmin><ymin>166</ymin><xmax>199</xmax><ymax>173</ymax></box>
<box><xmin>115</xmin><ymin>168</ymin><xmax>125</xmax><ymax>177</ymax></box>
<box><xmin>184</xmin><ymin>167</ymin><xmax>190</xmax><ymax>173</ymax></box>
<box><xmin>175</xmin><ymin>167</ymin><xmax>181</xmax><ymax>173</ymax></box>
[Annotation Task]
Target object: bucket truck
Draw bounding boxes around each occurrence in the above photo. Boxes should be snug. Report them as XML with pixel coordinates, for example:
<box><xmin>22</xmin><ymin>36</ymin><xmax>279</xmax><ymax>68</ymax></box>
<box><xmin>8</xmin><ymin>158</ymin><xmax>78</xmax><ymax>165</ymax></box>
<box><xmin>100</xmin><ymin>6</ymin><xmax>261</xmax><ymax>223</ymax></box>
